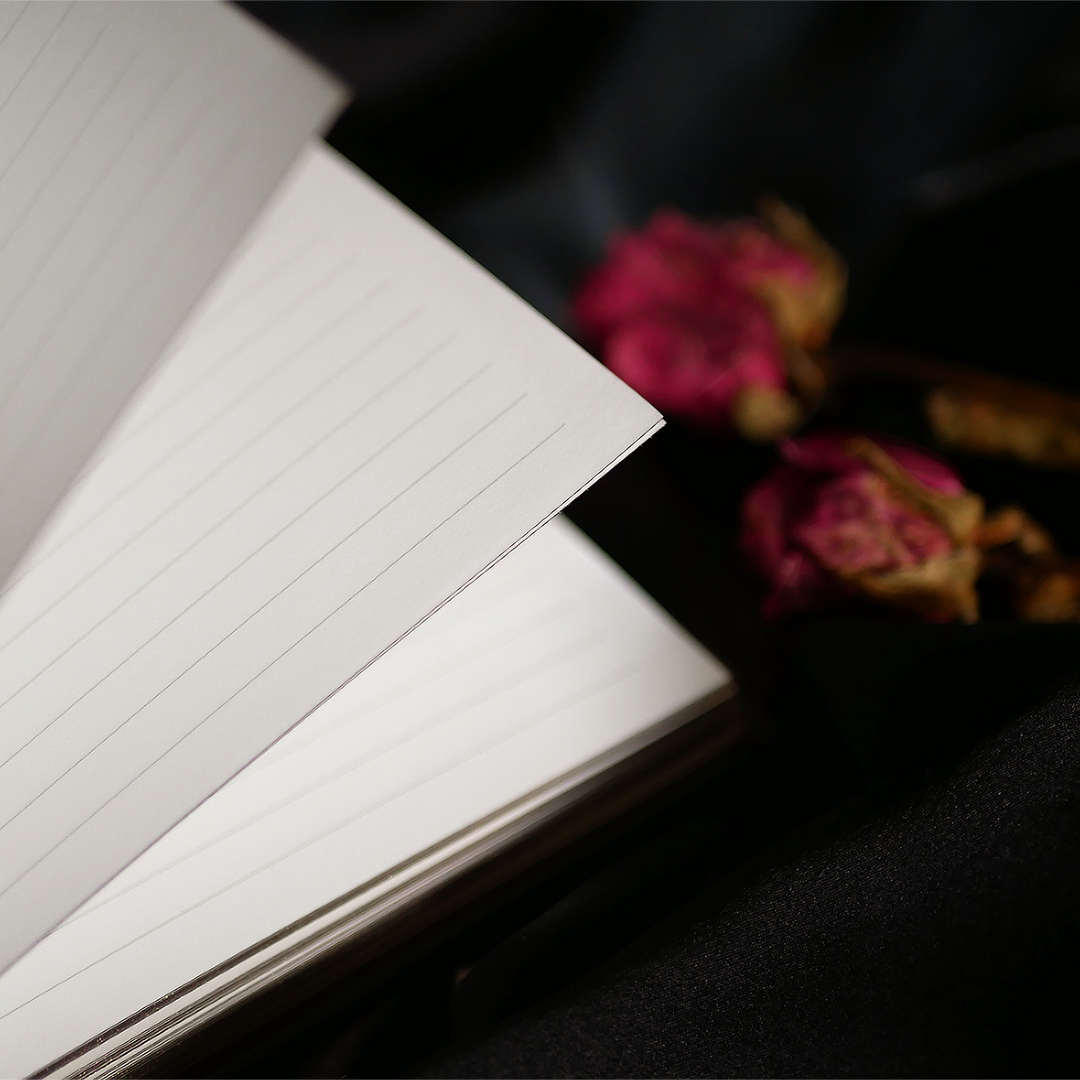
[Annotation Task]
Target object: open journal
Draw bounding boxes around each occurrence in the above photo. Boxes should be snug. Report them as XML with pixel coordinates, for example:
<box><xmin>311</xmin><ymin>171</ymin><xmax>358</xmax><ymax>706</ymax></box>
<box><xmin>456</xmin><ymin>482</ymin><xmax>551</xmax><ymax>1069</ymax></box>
<box><xmin>0</xmin><ymin>4</ymin><xmax>737</xmax><ymax>1076</ymax></box>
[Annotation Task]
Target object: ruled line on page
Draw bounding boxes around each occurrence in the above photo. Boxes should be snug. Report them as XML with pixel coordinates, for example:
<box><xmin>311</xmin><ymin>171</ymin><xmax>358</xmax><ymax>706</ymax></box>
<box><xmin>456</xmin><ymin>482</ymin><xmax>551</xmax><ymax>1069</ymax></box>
<box><xmin>0</xmin><ymin>110</ymin><xmax>292</xmax><ymax>498</ymax></box>
<box><xmin>2</xmin><ymin>27</ymin><xmax>152</xmax><ymax>221</ymax></box>
<box><xmin>23</xmin><ymin>525</ymin><xmax>592</xmax><ymax>921</ymax></box>
<box><xmin>0</xmin><ymin>378</ymin><xmax>516</xmax><ymax>792</ymax></box>
<box><xmin>181</xmin><ymin>231</ymin><xmax>328</xmax><ymax>337</ymax></box>
<box><xmin>53</xmin><ymin>242</ymin><xmax>359</xmax><ymax>445</ymax></box>
<box><xmin>0</xmin><ymin>22</ymin><xmax>115</xmax><ymax>197</ymax></box>
<box><xmin>0</xmin><ymin>4</ymin><xmax>34</xmax><ymax>73</ymax></box>
<box><xmin>68</xmin><ymin>591</ymin><xmax>583</xmax><ymax>914</ymax></box>
<box><xmin>0</xmin><ymin>316</ymin><xmax>440</xmax><ymax>673</ymax></box>
<box><xmin>2</xmin><ymin>260</ymin><xmax>380</xmax><ymax>588</ymax></box>
<box><xmin>0</xmin><ymin>12</ymin><xmax>133</xmax><ymax>366</ymax></box>
<box><xmin>0</xmin><ymin>4</ymin><xmax>70</xmax><ymax>130</ymax></box>
<box><xmin>0</xmin><ymin>364</ymin><xmax>501</xmax><ymax>776</ymax></box>
<box><xmin>0</xmin><ymin>512</ymin><xmax>727</xmax><ymax>1077</ymax></box>
<box><xmin>100</xmin><ymin>255</ymin><xmax>368</xmax><ymax>453</ymax></box>
<box><xmin>70</xmin><ymin>567</ymin><xmax>584</xmax><ymax>905</ymax></box>
<box><xmin>242</xmin><ymin>582</ymin><xmax>570</xmax><ymax>770</ymax></box>
<box><xmin>0</xmin><ymin>1</ymin><xmax>343</xmax><ymax>586</ymax></box>
<box><xmin>0</xmin><ymin>87</ymin><xmax>221</xmax><ymax>403</ymax></box>
<box><xmin>0</xmin><ymin>338</ymin><xmax>490</xmax><ymax>703</ymax></box>
<box><xmin>0</xmin><ymin>31</ymin><xmax>228</xmax><ymax>416</ymax></box>
<box><xmin>0</xmin><ymin>296</ymin><xmax>522</xmax><ymax>773</ymax></box>
<box><xmin>0</xmin><ymin>50</ymin><xmax>223</xmax><ymax>317</ymax></box>
<box><xmin>9</xmin><ymin>305</ymin><xmax>430</xmax><ymax>627</ymax></box>
<box><xmin>0</xmin><ymin>66</ymin><xmax>186</xmax><ymax>347</ymax></box>
<box><xmin>0</xmin><ymin>416</ymin><xmax>557</xmax><ymax>902</ymax></box>
<box><xmin>4</xmin><ymin>381</ymin><xmax>523</xmax><ymax>771</ymax></box>
<box><xmin>0</xmin><ymin>137</ymin><xmax>662</xmax><ymax>981</ymax></box>
<box><xmin>0</xmin><ymin>659</ymin><xmax>635</xmax><ymax>1026</ymax></box>
<box><xmin>2</xmin><ymin>269</ymin><xmax>385</xmax><ymax>587</ymax></box>
<box><xmin>66</xmin><ymin>621</ymin><xmax>601</xmax><ymax>924</ymax></box>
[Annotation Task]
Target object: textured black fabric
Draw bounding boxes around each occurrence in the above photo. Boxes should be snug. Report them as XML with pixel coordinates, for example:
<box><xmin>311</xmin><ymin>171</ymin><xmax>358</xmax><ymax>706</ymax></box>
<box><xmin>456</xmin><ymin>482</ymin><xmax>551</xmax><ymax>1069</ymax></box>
<box><xmin>418</xmin><ymin>677</ymin><xmax>1080</xmax><ymax>1078</ymax></box>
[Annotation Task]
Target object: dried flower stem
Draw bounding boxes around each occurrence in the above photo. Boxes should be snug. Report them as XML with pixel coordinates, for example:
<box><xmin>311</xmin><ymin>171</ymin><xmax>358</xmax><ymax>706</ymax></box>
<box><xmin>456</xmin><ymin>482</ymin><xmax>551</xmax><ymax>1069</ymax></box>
<box><xmin>822</xmin><ymin>343</ymin><xmax>1080</xmax><ymax>470</ymax></box>
<box><xmin>845</xmin><ymin>436</ymin><xmax>984</xmax><ymax>545</ymax></box>
<box><xmin>823</xmin><ymin>343</ymin><xmax>1080</xmax><ymax>421</ymax></box>
<box><xmin>976</xmin><ymin>504</ymin><xmax>1080</xmax><ymax>622</ymax></box>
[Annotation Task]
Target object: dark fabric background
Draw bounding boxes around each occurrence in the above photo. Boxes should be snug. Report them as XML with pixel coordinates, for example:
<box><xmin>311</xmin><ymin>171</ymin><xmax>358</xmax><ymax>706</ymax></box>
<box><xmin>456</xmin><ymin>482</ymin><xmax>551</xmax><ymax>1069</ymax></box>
<box><xmin>221</xmin><ymin>4</ymin><xmax>1080</xmax><ymax>1077</ymax></box>
<box><xmin>417</xmin><ymin>673</ymin><xmax>1080</xmax><ymax>1078</ymax></box>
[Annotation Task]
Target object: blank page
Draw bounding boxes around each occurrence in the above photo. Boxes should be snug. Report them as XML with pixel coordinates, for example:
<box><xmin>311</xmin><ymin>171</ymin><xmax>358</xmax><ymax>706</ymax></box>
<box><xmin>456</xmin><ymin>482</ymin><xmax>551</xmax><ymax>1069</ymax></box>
<box><xmin>0</xmin><ymin>1</ymin><xmax>343</xmax><ymax>586</ymax></box>
<box><xmin>0</xmin><ymin>517</ymin><xmax>730</xmax><ymax>1079</ymax></box>
<box><xmin>0</xmin><ymin>143</ymin><xmax>662</xmax><ymax>974</ymax></box>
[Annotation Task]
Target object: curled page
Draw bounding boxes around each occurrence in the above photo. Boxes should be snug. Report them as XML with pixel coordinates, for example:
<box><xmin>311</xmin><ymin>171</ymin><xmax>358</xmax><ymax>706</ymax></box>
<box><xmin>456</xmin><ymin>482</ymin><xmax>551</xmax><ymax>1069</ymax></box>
<box><xmin>0</xmin><ymin>0</ymin><xmax>343</xmax><ymax>586</ymax></box>
<box><xmin>0</xmin><ymin>143</ymin><xmax>662</xmax><ymax>974</ymax></box>
<box><xmin>0</xmin><ymin>518</ymin><xmax>729</xmax><ymax>1078</ymax></box>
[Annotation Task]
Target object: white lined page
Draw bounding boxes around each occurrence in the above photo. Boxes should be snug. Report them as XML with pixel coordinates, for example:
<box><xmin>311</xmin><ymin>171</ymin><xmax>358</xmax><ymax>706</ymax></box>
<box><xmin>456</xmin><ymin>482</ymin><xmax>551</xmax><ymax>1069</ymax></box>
<box><xmin>0</xmin><ymin>0</ymin><xmax>343</xmax><ymax>585</ymax></box>
<box><xmin>0</xmin><ymin>143</ymin><xmax>662</xmax><ymax>974</ymax></box>
<box><xmin>0</xmin><ymin>517</ymin><xmax>730</xmax><ymax>1080</ymax></box>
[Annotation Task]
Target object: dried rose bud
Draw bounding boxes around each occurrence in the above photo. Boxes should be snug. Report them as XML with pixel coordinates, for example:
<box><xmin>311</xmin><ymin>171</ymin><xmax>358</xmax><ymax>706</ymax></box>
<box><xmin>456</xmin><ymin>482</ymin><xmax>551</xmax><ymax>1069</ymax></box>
<box><xmin>752</xmin><ymin>196</ymin><xmax>847</xmax><ymax>354</ymax></box>
<box><xmin>1012</xmin><ymin>565</ymin><xmax>1080</xmax><ymax>622</ymax></box>
<box><xmin>741</xmin><ymin>432</ymin><xmax>984</xmax><ymax>622</ymax></box>
<box><xmin>977</xmin><ymin>505</ymin><xmax>1080</xmax><ymax>622</ymax></box>
<box><xmin>587</xmin><ymin>291</ymin><xmax>791</xmax><ymax>432</ymax></box>
<box><xmin>573</xmin><ymin>207</ymin><xmax>842</xmax><ymax>439</ymax></box>
<box><xmin>927</xmin><ymin>386</ymin><xmax>1080</xmax><ymax>470</ymax></box>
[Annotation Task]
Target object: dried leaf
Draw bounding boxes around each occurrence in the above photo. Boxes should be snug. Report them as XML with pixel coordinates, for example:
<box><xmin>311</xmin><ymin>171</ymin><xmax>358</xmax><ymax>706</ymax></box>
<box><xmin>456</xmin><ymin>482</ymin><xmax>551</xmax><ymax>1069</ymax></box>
<box><xmin>783</xmin><ymin>342</ymin><xmax>828</xmax><ymax>415</ymax></box>
<box><xmin>848</xmin><ymin>547</ymin><xmax>982</xmax><ymax>624</ymax></box>
<box><xmin>1012</xmin><ymin>565</ymin><xmax>1080</xmax><ymax>622</ymax></box>
<box><xmin>976</xmin><ymin>505</ymin><xmax>1057</xmax><ymax>558</ymax></box>
<box><xmin>927</xmin><ymin>386</ymin><xmax>1080</xmax><ymax>470</ymax></box>
<box><xmin>731</xmin><ymin>384</ymin><xmax>802</xmax><ymax>442</ymax></box>
<box><xmin>845</xmin><ymin>436</ymin><xmax>984</xmax><ymax>545</ymax></box>
<box><xmin>754</xmin><ymin>196</ymin><xmax>847</xmax><ymax>352</ymax></box>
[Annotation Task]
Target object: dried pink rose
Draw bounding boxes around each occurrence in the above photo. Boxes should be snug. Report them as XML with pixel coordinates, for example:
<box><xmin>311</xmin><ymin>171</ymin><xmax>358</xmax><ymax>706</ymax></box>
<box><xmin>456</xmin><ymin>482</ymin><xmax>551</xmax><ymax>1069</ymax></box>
<box><xmin>752</xmin><ymin>197</ymin><xmax>846</xmax><ymax>354</ymax></box>
<box><xmin>596</xmin><ymin>289</ymin><xmax>788</xmax><ymax>428</ymax></box>
<box><xmin>574</xmin><ymin>210</ymin><xmax>815</xmax><ymax>336</ymax></box>
<box><xmin>573</xmin><ymin>205</ymin><xmax>845</xmax><ymax>440</ymax></box>
<box><xmin>741</xmin><ymin>432</ymin><xmax>985</xmax><ymax>622</ymax></box>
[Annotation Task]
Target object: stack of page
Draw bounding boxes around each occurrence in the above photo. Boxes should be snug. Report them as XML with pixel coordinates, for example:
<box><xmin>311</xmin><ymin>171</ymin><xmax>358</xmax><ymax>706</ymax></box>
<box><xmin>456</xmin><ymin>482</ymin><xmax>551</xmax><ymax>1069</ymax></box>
<box><xmin>0</xmin><ymin>4</ymin><xmax>735</xmax><ymax>1076</ymax></box>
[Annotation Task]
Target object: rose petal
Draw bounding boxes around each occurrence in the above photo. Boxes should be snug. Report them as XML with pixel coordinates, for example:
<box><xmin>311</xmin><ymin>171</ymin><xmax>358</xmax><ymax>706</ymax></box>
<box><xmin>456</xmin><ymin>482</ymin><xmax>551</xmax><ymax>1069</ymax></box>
<box><xmin>779</xmin><ymin>430</ymin><xmax>965</xmax><ymax>495</ymax></box>
<box><xmin>573</xmin><ymin>207</ymin><xmax>842</xmax><ymax>431</ymax></box>
<box><xmin>603</xmin><ymin>306</ymin><xmax>787</xmax><ymax>427</ymax></box>
<box><xmin>741</xmin><ymin>466</ymin><xmax>804</xmax><ymax>577</ymax></box>
<box><xmin>793</xmin><ymin>472</ymin><xmax>953</xmax><ymax>575</ymax></box>
<box><xmin>742</xmin><ymin>430</ymin><xmax>980</xmax><ymax>621</ymax></box>
<box><xmin>762</xmin><ymin>548</ymin><xmax>835</xmax><ymax>621</ymax></box>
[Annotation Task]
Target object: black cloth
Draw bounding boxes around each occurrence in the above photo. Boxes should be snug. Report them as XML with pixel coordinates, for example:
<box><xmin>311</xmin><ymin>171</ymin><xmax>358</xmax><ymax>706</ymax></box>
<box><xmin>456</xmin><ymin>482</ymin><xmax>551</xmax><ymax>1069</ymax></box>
<box><xmin>418</xmin><ymin>675</ymin><xmax>1080</xmax><ymax>1078</ymax></box>
<box><xmin>217</xmin><ymin>8</ymin><xmax>1080</xmax><ymax>1077</ymax></box>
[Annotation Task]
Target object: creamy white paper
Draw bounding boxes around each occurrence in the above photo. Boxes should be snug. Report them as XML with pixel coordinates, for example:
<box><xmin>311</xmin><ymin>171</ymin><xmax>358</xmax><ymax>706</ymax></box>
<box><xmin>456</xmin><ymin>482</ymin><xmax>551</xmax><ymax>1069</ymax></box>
<box><xmin>0</xmin><ymin>142</ymin><xmax>661</xmax><ymax>975</ymax></box>
<box><xmin>0</xmin><ymin>517</ymin><xmax>730</xmax><ymax>1078</ymax></box>
<box><xmin>0</xmin><ymin>0</ymin><xmax>343</xmax><ymax>584</ymax></box>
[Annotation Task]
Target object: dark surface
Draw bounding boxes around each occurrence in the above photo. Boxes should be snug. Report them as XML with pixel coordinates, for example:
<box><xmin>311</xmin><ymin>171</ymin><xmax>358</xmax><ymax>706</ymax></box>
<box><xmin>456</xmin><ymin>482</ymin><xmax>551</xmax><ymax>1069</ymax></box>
<box><xmin>417</xmin><ymin>671</ymin><xmax>1080</xmax><ymax>1079</ymax></box>
<box><xmin>220</xmin><ymin>4</ymin><xmax>1080</xmax><ymax>1077</ymax></box>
